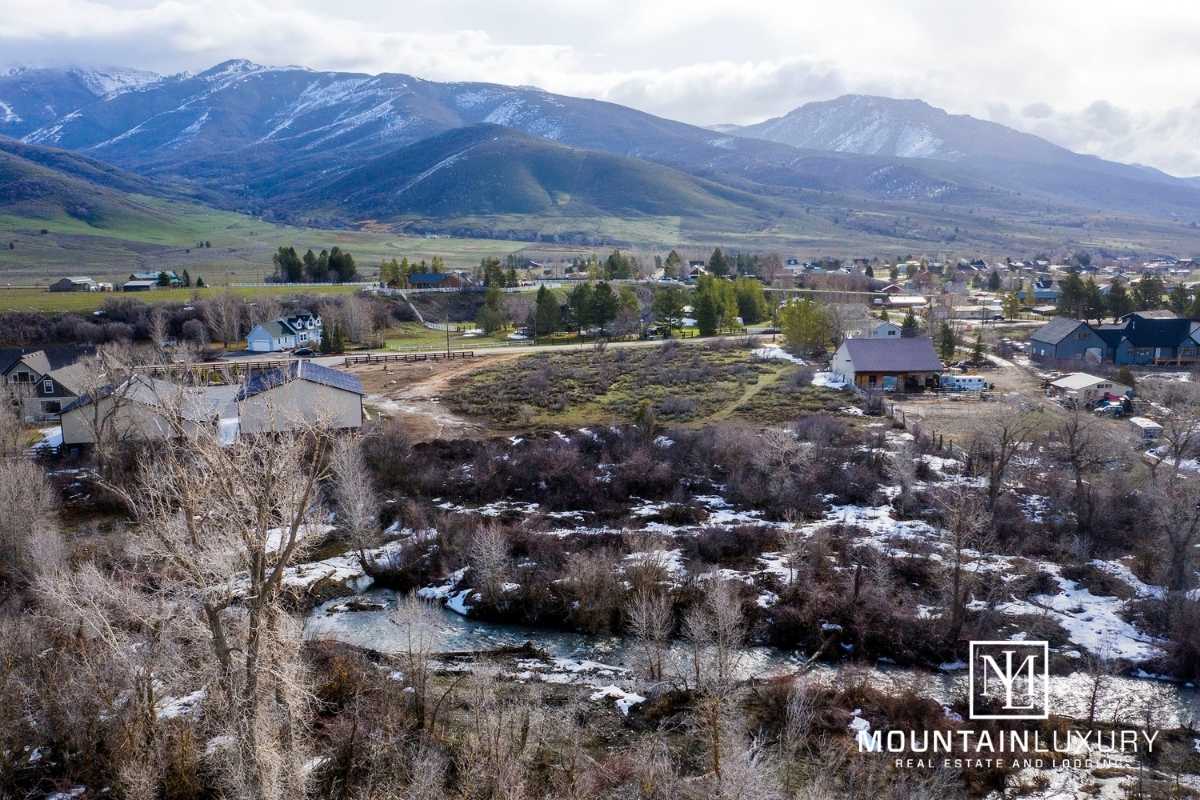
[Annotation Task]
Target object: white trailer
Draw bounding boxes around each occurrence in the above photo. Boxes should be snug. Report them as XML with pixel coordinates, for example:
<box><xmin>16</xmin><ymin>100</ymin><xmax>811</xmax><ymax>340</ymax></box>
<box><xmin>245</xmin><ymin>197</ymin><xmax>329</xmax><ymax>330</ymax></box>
<box><xmin>941</xmin><ymin>375</ymin><xmax>990</xmax><ymax>392</ymax></box>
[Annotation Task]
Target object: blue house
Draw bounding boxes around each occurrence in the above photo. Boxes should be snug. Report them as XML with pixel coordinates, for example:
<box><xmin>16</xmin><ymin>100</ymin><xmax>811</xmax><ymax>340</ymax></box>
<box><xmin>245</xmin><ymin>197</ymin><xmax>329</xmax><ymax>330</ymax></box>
<box><xmin>1028</xmin><ymin>318</ymin><xmax>1107</xmax><ymax>362</ymax></box>
<box><xmin>1096</xmin><ymin>312</ymin><xmax>1200</xmax><ymax>365</ymax></box>
<box><xmin>1031</xmin><ymin>311</ymin><xmax>1200</xmax><ymax>366</ymax></box>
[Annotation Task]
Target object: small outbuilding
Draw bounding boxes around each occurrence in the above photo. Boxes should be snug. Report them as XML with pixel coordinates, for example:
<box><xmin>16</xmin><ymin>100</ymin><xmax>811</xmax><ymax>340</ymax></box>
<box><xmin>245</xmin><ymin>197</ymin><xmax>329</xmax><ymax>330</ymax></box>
<box><xmin>1048</xmin><ymin>372</ymin><xmax>1131</xmax><ymax>405</ymax></box>
<box><xmin>1129</xmin><ymin>416</ymin><xmax>1163</xmax><ymax>441</ymax></box>
<box><xmin>49</xmin><ymin>276</ymin><xmax>98</xmax><ymax>292</ymax></box>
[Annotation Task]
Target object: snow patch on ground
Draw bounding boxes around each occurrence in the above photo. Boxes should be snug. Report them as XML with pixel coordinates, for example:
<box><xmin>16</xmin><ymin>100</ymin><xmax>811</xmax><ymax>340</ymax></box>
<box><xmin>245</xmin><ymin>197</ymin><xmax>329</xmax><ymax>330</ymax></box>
<box><xmin>752</xmin><ymin>345</ymin><xmax>805</xmax><ymax>364</ymax></box>
<box><xmin>812</xmin><ymin>372</ymin><xmax>848</xmax><ymax>389</ymax></box>
<box><xmin>590</xmin><ymin>685</ymin><xmax>646</xmax><ymax>715</ymax></box>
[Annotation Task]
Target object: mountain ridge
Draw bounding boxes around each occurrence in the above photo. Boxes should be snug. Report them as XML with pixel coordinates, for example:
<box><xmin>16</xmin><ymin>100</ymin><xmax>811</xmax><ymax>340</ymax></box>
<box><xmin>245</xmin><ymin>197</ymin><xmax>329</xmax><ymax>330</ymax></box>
<box><xmin>3</xmin><ymin>60</ymin><xmax>1200</xmax><ymax>251</ymax></box>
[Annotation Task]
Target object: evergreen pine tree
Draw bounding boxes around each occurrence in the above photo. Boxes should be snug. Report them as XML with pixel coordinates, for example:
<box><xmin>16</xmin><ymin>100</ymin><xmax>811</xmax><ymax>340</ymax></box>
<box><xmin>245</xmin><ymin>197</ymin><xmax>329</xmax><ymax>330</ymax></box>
<box><xmin>938</xmin><ymin>322</ymin><xmax>957</xmax><ymax>362</ymax></box>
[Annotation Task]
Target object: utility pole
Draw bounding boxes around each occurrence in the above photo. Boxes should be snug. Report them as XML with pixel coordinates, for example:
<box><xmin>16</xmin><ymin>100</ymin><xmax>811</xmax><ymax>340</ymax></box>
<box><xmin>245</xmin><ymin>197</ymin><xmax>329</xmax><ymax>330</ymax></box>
<box><xmin>445</xmin><ymin>302</ymin><xmax>450</xmax><ymax>357</ymax></box>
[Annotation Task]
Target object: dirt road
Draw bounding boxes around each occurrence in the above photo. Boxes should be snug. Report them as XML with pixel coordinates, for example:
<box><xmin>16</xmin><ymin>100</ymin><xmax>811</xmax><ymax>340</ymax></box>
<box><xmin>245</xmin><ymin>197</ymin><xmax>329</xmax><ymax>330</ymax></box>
<box><xmin>349</xmin><ymin>356</ymin><xmax>517</xmax><ymax>441</ymax></box>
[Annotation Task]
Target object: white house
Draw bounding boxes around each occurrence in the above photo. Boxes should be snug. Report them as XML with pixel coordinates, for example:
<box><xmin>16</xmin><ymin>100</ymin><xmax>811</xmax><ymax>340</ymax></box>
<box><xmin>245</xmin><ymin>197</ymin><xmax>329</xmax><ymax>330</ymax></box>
<box><xmin>1048</xmin><ymin>373</ymin><xmax>1131</xmax><ymax>405</ymax></box>
<box><xmin>247</xmin><ymin>310</ymin><xmax>323</xmax><ymax>352</ymax></box>
<box><xmin>867</xmin><ymin>320</ymin><xmax>902</xmax><ymax>338</ymax></box>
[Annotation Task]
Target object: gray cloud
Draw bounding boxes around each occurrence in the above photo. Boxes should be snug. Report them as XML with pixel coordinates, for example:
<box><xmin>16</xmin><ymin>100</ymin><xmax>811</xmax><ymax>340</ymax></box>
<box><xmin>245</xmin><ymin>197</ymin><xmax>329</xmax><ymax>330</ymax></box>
<box><xmin>1022</xmin><ymin>102</ymin><xmax>1053</xmax><ymax>119</ymax></box>
<box><xmin>1</xmin><ymin>0</ymin><xmax>1198</xmax><ymax>175</ymax></box>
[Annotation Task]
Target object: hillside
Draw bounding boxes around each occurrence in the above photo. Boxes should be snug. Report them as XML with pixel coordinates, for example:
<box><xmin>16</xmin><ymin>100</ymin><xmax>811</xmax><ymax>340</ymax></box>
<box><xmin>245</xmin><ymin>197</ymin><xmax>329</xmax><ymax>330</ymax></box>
<box><xmin>295</xmin><ymin>125</ymin><xmax>780</xmax><ymax>222</ymax></box>
<box><xmin>0</xmin><ymin>61</ymin><xmax>1129</xmax><ymax>211</ymax></box>
<box><xmin>0</xmin><ymin>137</ymin><xmax>180</xmax><ymax>227</ymax></box>
<box><xmin>5</xmin><ymin>60</ymin><xmax>1200</xmax><ymax>253</ymax></box>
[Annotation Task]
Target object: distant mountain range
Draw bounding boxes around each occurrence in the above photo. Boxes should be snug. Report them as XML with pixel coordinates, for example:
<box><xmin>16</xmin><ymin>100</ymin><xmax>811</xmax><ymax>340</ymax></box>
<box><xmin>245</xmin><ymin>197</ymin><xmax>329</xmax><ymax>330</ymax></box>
<box><xmin>2</xmin><ymin>60</ymin><xmax>1200</xmax><ymax>251</ymax></box>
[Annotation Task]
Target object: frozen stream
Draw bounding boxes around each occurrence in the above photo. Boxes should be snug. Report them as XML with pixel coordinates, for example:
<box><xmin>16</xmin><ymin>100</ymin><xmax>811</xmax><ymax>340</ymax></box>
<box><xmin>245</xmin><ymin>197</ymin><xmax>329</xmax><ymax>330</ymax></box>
<box><xmin>305</xmin><ymin>588</ymin><xmax>1200</xmax><ymax>729</ymax></box>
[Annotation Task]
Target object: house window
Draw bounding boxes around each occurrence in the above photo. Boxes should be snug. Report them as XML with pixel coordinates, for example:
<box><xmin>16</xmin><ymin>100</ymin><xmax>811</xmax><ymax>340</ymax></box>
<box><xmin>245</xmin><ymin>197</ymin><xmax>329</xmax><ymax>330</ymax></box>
<box><xmin>42</xmin><ymin>401</ymin><xmax>61</xmax><ymax>414</ymax></box>
<box><xmin>42</xmin><ymin>379</ymin><xmax>53</xmax><ymax>394</ymax></box>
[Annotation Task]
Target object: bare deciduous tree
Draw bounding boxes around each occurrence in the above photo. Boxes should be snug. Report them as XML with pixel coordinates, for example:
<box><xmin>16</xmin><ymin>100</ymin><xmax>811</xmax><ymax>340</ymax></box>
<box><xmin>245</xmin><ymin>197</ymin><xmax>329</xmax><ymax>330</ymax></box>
<box><xmin>1147</xmin><ymin>381</ymin><xmax>1200</xmax><ymax>481</ymax></box>
<box><xmin>934</xmin><ymin>487</ymin><xmax>990</xmax><ymax>644</ymax></box>
<box><xmin>0</xmin><ymin>394</ymin><xmax>20</xmax><ymax>457</ymax></box>
<box><xmin>970</xmin><ymin>405</ymin><xmax>1041</xmax><ymax>509</ymax></box>
<box><xmin>1052</xmin><ymin>405</ymin><xmax>1115</xmax><ymax>536</ymax></box>
<box><xmin>205</xmin><ymin>291</ymin><xmax>245</xmax><ymax>347</ymax></box>
<box><xmin>330</xmin><ymin>435</ymin><xmax>379</xmax><ymax>564</ymax></box>
<box><xmin>148</xmin><ymin>307</ymin><xmax>169</xmax><ymax>350</ymax></box>
<box><xmin>1148</xmin><ymin>479</ymin><xmax>1200</xmax><ymax>593</ymax></box>
<box><xmin>0</xmin><ymin>460</ymin><xmax>63</xmax><ymax>589</ymax></box>
<box><xmin>626</xmin><ymin>586</ymin><xmax>673</xmax><ymax>682</ymax></box>
<box><xmin>116</xmin><ymin>420</ymin><xmax>330</xmax><ymax>800</ymax></box>
<box><xmin>336</xmin><ymin>295</ymin><xmax>375</xmax><ymax>345</ymax></box>
<box><xmin>469</xmin><ymin>523</ymin><xmax>510</xmax><ymax>605</ymax></box>
<box><xmin>389</xmin><ymin>593</ymin><xmax>442</xmax><ymax>730</ymax></box>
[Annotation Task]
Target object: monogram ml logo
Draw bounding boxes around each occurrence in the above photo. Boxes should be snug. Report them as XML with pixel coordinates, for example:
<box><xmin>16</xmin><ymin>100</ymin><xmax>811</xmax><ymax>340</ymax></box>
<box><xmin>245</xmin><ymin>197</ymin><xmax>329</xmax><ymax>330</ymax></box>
<box><xmin>968</xmin><ymin>641</ymin><xmax>1050</xmax><ymax>720</ymax></box>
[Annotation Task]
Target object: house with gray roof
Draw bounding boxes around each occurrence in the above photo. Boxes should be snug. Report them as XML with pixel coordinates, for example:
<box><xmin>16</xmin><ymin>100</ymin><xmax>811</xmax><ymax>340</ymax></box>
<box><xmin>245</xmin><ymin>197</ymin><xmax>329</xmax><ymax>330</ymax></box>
<box><xmin>59</xmin><ymin>361</ymin><xmax>363</xmax><ymax>447</ymax></box>
<box><xmin>2</xmin><ymin>348</ymin><xmax>91</xmax><ymax>422</ymax></box>
<box><xmin>236</xmin><ymin>361</ymin><xmax>363</xmax><ymax>434</ymax></box>
<box><xmin>1028</xmin><ymin>317</ymin><xmax>1107</xmax><ymax>363</ymax></box>
<box><xmin>246</xmin><ymin>310</ymin><xmax>323</xmax><ymax>352</ymax></box>
<box><xmin>1031</xmin><ymin>312</ymin><xmax>1200</xmax><ymax>365</ymax></box>
<box><xmin>831</xmin><ymin>336</ymin><xmax>942</xmax><ymax>392</ymax></box>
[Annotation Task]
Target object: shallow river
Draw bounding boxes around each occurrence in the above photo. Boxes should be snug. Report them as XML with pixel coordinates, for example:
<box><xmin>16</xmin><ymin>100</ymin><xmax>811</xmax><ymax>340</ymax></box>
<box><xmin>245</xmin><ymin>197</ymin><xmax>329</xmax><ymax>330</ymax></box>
<box><xmin>305</xmin><ymin>588</ymin><xmax>1200</xmax><ymax>729</ymax></box>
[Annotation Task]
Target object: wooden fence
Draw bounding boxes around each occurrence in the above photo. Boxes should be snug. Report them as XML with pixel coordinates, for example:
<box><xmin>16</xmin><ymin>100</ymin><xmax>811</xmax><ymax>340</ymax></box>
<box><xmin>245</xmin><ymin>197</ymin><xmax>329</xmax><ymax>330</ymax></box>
<box><xmin>343</xmin><ymin>351</ymin><xmax>476</xmax><ymax>366</ymax></box>
<box><xmin>135</xmin><ymin>358</ymin><xmax>296</xmax><ymax>378</ymax></box>
<box><xmin>882</xmin><ymin>399</ymin><xmax>970</xmax><ymax>462</ymax></box>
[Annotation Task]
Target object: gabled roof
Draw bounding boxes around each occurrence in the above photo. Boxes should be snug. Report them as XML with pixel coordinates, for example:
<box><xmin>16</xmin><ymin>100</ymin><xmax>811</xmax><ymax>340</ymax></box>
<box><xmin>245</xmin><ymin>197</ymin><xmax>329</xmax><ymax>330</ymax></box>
<box><xmin>17</xmin><ymin>350</ymin><xmax>52</xmax><ymax>376</ymax></box>
<box><xmin>250</xmin><ymin>320</ymin><xmax>293</xmax><ymax>339</ymax></box>
<box><xmin>62</xmin><ymin>375</ymin><xmax>238</xmax><ymax>419</ymax></box>
<box><xmin>839</xmin><ymin>337</ymin><xmax>942</xmax><ymax>373</ymax></box>
<box><xmin>408</xmin><ymin>273</ymin><xmax>448</xmax><ymax>285</ymax></box>
<box><xmin>237</xmin><ymin>361</ymin><xmax>364</xmax><ymax>400</ymax></box>
<box><xmin>46</xmin><ymin>362</ymin><xmax>89</xmax><ymax>395</ymax></box>
<box><xmin>1029</xmin><ymin>317</ymin><xmax>1089</xmax><ymax>345</ymax></box>
<box><xmin>1094</xmin><ymin>324</ymin><xmax>1126</xmax><ymax>349</ymax></box>
<box><xmin>1124</xmin><ymin>310</ymin><xmax>1180</xmax><ymax>320</ymax></box>
<box><xmin>1113</xmin><ymin>313</ymin><xmax>1192</xmax><ymax>348</ymax></box>
<box><xmin>0</xmin><ymin>346</ymin><xmax>92</xmax><ymax>377</ymax></box>
<box><xmin>1050</xmin><ymin>372</ymin><xmax>1124</xmax><ymax>391</ymax></box>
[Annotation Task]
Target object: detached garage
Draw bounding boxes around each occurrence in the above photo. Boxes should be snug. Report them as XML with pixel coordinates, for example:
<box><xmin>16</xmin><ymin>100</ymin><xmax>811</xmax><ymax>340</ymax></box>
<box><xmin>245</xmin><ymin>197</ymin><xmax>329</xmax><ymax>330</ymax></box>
<box><xmin>831</xmin><ymin>337</ymin><xmax>943</xmax><ymax>392</ymax></box>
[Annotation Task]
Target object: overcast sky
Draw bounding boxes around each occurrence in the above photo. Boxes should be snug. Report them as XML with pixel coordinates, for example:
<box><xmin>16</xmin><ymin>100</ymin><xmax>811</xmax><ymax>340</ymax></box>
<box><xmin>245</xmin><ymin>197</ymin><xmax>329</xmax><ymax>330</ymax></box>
<box><xmin>4</xmin><ymin>0</ymin><xmax>1199</xmax><ymax>175</ymax></box>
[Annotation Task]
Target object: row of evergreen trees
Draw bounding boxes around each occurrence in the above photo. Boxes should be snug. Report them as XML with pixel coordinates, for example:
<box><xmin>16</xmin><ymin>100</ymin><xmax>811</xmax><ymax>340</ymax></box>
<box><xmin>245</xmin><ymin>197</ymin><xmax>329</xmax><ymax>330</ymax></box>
<box><xmin>1056</xmin><ymin>273</ymin><xmax>1173</xmax><ymax>321</ymax></box>
<box><xmin>272</xmin><ymin>246</ymin><xmax>359</xmax><ymax>283</ymax></box>
<box><xmin>379</xmin><ymin>256</ymin><xmax>446</xmax><ymax>287</ymax></box>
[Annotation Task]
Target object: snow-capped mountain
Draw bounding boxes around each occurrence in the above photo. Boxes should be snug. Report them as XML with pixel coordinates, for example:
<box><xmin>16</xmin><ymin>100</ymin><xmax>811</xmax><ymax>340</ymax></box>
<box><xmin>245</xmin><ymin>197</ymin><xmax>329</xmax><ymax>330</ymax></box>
<box><xmin>0</xmin><ymin>65</ymin><xmax>160</xmax><ymax>139</ymax></box>
<box><xmin>8</xmin><ymin>60</ymin><xmax>1200</xmax><ymax>229</ymax></box>
<box><xmin>731</xmin><ymin>95</ymin><xmax>1071</xmax><ymax>163</ymax></box>
<box><xmin>68</xmin><ymin>66</ymin><xmax>160</xmax><ymax>97</ymax></box>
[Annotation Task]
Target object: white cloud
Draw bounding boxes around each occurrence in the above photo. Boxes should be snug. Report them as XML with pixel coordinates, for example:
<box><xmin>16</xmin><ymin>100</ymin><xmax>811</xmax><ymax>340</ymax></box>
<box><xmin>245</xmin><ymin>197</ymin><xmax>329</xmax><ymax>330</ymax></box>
<box><xmin>1</xmin><ymin>0</ymin><xmax>1198</xmax><ymax>175</ymax></box>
